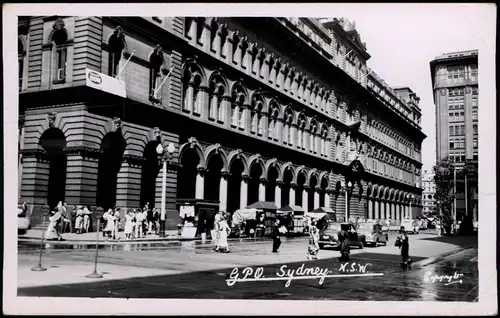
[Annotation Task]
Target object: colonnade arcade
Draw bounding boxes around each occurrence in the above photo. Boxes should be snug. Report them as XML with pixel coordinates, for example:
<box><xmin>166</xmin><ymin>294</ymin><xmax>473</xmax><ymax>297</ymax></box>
<box><xmin>176</xmin><ymin>137</ymin><xmax>333</xmax><ymax>213</ymax></box>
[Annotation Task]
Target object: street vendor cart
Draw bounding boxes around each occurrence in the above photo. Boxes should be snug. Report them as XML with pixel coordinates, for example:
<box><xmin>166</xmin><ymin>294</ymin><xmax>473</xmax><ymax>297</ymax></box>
<box><xmin>277</xmin><ymin>205</ymin><xmax>306</xmax><ymax>236</ymax></box>
<box><xmin>245</xmin><ymin>201</ymin><xmax>278</xmax><ymax>237</ymax></box>
<box><xmin>230</xmin><ymin>208</ymin><xmax>258</xmax><ymax>238</ymax></box>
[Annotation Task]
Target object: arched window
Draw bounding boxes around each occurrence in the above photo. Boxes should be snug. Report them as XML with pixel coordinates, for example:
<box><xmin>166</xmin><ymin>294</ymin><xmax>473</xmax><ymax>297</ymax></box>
<box><xmin>51</xmin><ymin>19</ymin><xmax>69</xmax><ymax>84</ymax></box>
<box><xmin>231</xmin><ymin>84</ymin><xmax>246</xmax><ymax>129</ymax></box>
<box><xmin>209</xmin><ymin>73</ymin><xmax>227</xmax><ymax>122</ymax></box>
<box><xmin>283</xmin><ymin>108</ymin><xmax>294</xmax><ymax>146</ymax></box>
<box><xmin>149</xmin><ymin>45</ymin><xmax>165</xmax><ymax>102</ymax></box>
<box><xmin>297</xmin><ymin>113</ymin><xmax>307</xmax><ymax>150</ymax></box>
<box><xmin>108</xmin><ymin>26</ymin><xmax>126</xmax><ymax>77</ymax></box>
<box><xmin>268</xmin><ymin>102</ymin><xmax>280</xmax><ymax>141</ymax></box>
<box><xmin>320</xmin><ymin>124</ymin><xmax>329</xmax><ymax>156</ymax></box>
<box><xmin>250</xmin><ymin>94</ymin><xmax>264</xmax><ymax>135</ymax></box>
<box><xmin>182</xmin><ymin>63</ymin><xmax>203</xmax><ymax>114</ymax></box>
<box><xmin>309</xmin><ymin>121</ymin><xmax>318</xmax><ymax>153</ymax></box>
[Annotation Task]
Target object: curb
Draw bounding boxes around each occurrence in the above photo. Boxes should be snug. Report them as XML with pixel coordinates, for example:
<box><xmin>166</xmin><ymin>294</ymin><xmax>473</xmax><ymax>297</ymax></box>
<box><xmin>18</xmin><ymin>235</ymin><xmax>308</xmax><ymax>245</ymax></box>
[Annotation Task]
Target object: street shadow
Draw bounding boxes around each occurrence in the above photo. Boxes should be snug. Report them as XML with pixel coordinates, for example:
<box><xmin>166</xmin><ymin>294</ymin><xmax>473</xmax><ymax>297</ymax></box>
<box><xmin>418</xmin><ymin>235</ymin><xmax>477</xmax><ymax>248</ymax></box>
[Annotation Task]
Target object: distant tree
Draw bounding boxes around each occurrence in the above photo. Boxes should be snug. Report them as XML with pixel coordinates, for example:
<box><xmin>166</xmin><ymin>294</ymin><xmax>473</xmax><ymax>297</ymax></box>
<box><xmin>433</xmin><ymin>158</ymin><xmax>454</xmax><ymax>235</ymax></box>
<box><xmin>433</xmin><ymin>158</ymin><xmax>478</xmax><ymax>235</ymax></box>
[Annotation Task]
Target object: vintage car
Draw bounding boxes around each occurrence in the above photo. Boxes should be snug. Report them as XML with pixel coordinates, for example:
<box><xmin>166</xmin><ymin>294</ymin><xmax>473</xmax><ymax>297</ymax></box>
<box><xmin>357</xmin><ymin>222</ymin><xmax>388</xmax><ymax>247</ymax></box>
<box><xmin>18</xmin><ymin>205</ymin><xmax>30</xmax><ymax>235</ymax></box>
<box><xmin>400</xmin><ymin>219</ymin><xmax>420</xmax><ymax>234</ymax></box>
<box><xmin>318</xmin><ymin>222</ymin><xmax>365</xmax><ymax>250</ymax></box>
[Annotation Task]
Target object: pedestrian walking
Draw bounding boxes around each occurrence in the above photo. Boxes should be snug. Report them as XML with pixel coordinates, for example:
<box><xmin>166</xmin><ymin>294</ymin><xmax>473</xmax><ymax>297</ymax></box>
<box><xmin>45</xmin><ymin>202</ymin><xmax>64</xmax><ymax>241</ymax></box>
<box><xmin>213</xmin><ymin>211</ymin><xmax>222</xmax><ymax>251</ymax></box>
<box><xmin>74</xmin><ymin>206</ymin><xmax>84</xmax><ymax>234</ymax></box>
<box><xmin>145</xmin><ymin>202</ymin><xmax>154</xmax><ymax>234</ymax></box>
<box><xmin>135</xmin><ymin>208</ymin><xmax>145</xmax><ymax>238</ymax></box>
<box><xmin>103</xmin><ymin>209</ymin><xmax>115</xmax><ymax>239</ymax></box>
<box><xmin>83</xmin><ymin>206</ymin><xmax>92</xmax><ymax>233</ymax></box>
<box><xmin>152</xmin><ymin>208</ymin><xmax>159</xmax><ymax>235</ymax></box>
<box><xmin>398</xmin><ymin>229</ymin><xmax>411</xmax><ymax>270</ymax></box>
<box><xmin>113</xmin><ymin>208</ymin><xmax>121</xmax><ymax>240</ymax></box>
<box><xmin>272</xmin><ymin>219</ymin><xmax>282</xmax><ymax>253</ymax></box>
<box><xmin>217</xmin><ymin>214</ymin><xmax>231</xmax><ymax>253</ymax></box>
<box><xmin>306</xmin><ymin>220</ymin><xmax>320</xmax><ymax>259</ymax></box>
<box><xmin>124</xmin><ymin>210</ymin><xmax>134</xmax><ymax>240</ymax></box>
<box><xmin>338</xmin><ymin>226</ymin><xmax>350</xmax><ymax>261</ymax></box>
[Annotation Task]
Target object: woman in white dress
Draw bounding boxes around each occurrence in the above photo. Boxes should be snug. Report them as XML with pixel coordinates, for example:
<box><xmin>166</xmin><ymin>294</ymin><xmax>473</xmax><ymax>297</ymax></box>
<box><xmin>113</xmin><ymin>209</ymin><xmax>121</xmax><ymax>240</ymax></box>
<box><xmin>103</xmin><ymin>209</ymin><xmax>115</xmax><ymax>239</ymax></box>
<box><xmin>135</xmin><ymin>209</ymin><xmax>145</xmax><ymax>238</ymax></box>
<box><xmin>218</xmin><ymin>215</ymin><xmax>231</xmax><ymax>253</ymax></box>
<box><xmin>124</xmin><ymin>210</ymin><xmax>134</xmax><ymax>239</ymax></box>
<box><xmin>83</xmin><ymin>206</ymin><xmax>92</xmax><ymax>233</ymax></box>
<box><xmin>74</xmin><ymin>206</ymin><xmax>84</xmax><ymax>234</ymax></box>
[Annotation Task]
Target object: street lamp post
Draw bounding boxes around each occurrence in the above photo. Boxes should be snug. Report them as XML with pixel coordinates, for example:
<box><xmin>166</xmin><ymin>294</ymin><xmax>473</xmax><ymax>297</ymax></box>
<box><xmin>341</xmin><ymin>181</ymin><xmax>353</xmax><ymax>222</ymax></box>
<box><xmin>156</xmin><ymin>141</ymin><xmax>176</xmax><ymax>237</ymax></box>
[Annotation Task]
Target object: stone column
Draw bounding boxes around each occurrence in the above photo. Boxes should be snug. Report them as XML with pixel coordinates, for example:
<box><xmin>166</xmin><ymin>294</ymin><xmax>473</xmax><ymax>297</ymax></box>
<box><xmin>374</xmin><ymin>199</ymin><xmax>379</xmax><ymax>219</ymax></box>
<box><xmin>324</xmin><ymin>190</ymin><xmax>331</xmax><ymax>209</ymax></box>
<box><xmin>391</xmin><ymin>203</ymin><xmax>396</xmax><ymax>220</ymax></box>
<box><xmin>195</xmin><ymin>167</ymin><xmax>205</xmax><ymax>199</ymax></box>
<box><xmin>214</xmin><ymin>27</ymin><xmax>222</xmax><ymax>56</ymax></box>
<box><xmin>284</xmin><ymin>69</ymin><xmax>292</xmax><ymax>91</ymax></box>
<box><xmin>219</xmin><ymin>171</ymin><xmax>228</xmax><ymax>212</ymax></box>
<box><xmin>259</xmin><ymin>177</ymin><xmax>266</xmax><ymax>202</ymax></box>
<box><xmin>115</xmin><ymin>157</ymin><xmax>142</xmax><ymax>210</ymax></box>
<box><xmin>233</xmin><ymin>40</ymin><xmax>242</xmax><ymax>66</ymax></box>
<box><xmin>239</xmin><ymin>174</ymin><xmax>248</xmax><ymax>209</ymax></box>
<box><xmin>183</xmin><ymin>84</ymin><xmax>194</xmax><ymax>113</ymax></box>
<box><xmin>275</xmin><ymin>181</ymin><xmax>282</xmax><ymax>208</ymax></box>
<box><xmin>290</xmin><ymin>183</ymin><xmax>297</xmax><ymax>205</ymax></box>
<box><xmin>291</xmin><ymin>73</ymin><xmax>299</xmax><ymax>95</ymax></box>
<box><xmin>297</xmin><ymin>79</ymin><xmax>304</xmax><ymax>99</ymax></box>
<box><xmin>269</xmin><ymin>60</ymin><xmax>278</xmax><ymax>85</ymax></box>
<box><xmin>252</xmin><ymin>51</ymin><xmax>261</xmax><ymax>75</ymax></box>
<box><xmin>314</xmin><ymin>187</ymin><xmax>320</xmax><ymax>209</ymax></box>
<box><xmin>302</xmin><ymin>186</ymin><xmax>309</xmax><ymax>212</ymax></box>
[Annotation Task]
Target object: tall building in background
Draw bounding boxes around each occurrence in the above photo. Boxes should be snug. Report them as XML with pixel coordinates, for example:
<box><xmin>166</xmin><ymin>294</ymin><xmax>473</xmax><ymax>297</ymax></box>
<box><xmin>430</xmin><ymin>50</ymin><xmax>478</xmax><ymax>222</ymax></box>
<box><xmin>430</xmin><ymin>50</ymin><xmax>478</xmax><ymax>164</ymax></box>
<box><xmin>421</xmin><ymin>169</ymin><xmax>436</xmax><ymax>215</ymax></box>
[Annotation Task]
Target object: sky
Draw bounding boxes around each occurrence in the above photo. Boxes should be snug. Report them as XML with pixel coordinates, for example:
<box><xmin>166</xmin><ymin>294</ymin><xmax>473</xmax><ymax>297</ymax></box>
<box><xmin>315</xmin><ymin>3</ymin><xmax>495</xmax><ymax>171</ymax></box>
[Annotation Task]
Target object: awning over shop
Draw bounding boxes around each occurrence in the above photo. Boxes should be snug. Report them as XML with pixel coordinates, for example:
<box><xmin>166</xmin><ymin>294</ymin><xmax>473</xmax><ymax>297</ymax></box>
<box><xmin>246</xmin><ymin>201</ymin><xmax>278</xmax><ymax>210</ymax></box>
<box><xmin>277</xmin><ymin>205</ymin><xmax>305</xmax><ymax>215</ymax></box>
<box><xmin>310</xmin><ymin>207</ymin><xmax>335</xmax><ymax>214</ymax></box>
<box><xmin>304</xmin><ymin>212</ymin><xmax>327</xmax><ymax>219</ymax></box>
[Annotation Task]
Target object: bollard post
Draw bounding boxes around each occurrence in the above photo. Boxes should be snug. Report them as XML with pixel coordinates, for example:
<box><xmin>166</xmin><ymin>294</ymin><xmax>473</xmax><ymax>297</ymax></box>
<box><xmin>31</xmin><ymin>214</ymin><xmax>47</xmax><ymax>271</ymax></box>
<box><xmin>86</xmin><ymin>217</ymin><xmax>103</xmax><ymax>278</ymax></box>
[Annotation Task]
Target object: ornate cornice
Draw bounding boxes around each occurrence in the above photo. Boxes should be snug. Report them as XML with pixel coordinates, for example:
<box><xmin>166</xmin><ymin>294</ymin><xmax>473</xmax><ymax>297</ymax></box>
<box><xmin>64</xmin><ymin>146</ymin><xmax>102</xmax><ymax>160</ymax></box>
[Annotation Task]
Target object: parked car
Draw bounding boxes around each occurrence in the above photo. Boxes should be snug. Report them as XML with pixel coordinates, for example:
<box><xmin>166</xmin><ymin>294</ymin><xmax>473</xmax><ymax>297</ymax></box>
<box><xmin>400</xmin><ymin>219</ymin><xmax>420</xmax><ymax>234</ymax></box>
<box><xmin>18</xmin><ymin>205</ymin><xmax>30</xmax><ymax>235</ymax></box>
<box><xmin>357</xmin><ymin>222</ymin><xmax>388</xmax><ymax>247</ymax></box>
<box><xmin>318</xmin><ymin>222</ymin><xmax>365</xmax><ymax>249</ymax></box>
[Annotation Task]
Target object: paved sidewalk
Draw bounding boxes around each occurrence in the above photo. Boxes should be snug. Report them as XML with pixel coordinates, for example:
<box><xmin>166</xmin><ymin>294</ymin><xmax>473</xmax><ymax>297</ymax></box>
<box><xmin>20</xmin><ymin>229</ymin><xmax>192</xmax><ymax>243</ymax></box>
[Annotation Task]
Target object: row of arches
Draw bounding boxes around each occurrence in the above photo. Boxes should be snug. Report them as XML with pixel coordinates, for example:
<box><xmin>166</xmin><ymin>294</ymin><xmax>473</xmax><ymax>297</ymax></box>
<box><xmin>31</xmin><ymin>120</ymin><xmax>419</xmax><ymax>216</ymax></box>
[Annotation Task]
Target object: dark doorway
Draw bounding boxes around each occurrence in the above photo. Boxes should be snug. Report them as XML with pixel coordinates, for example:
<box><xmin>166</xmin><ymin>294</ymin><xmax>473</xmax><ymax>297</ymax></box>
<box><xmin>265</xmin><ymin>166</ymin><xmax>279</xmax><ymax>202</ymax></box>
<box><xmin>248</xmin><ymin>163</ymin><xmax>263</xmax><ymax>205</ymax></box>
<box><xmin>308</xmin><ymin>175</ymin><xmax>318</xmax><ymax>211</ymax></box>
<box><xmin>39</xmin><ymin>128</ymin><xmax>67</xmax><ymax>210</ymax></box>
<box><xmin>319</xmin><ymin>177</ymin><xmax>329</xmax><ymax>207</ymax></box>
<box><xmin>96</xmin><ymin>132</ymin><xmax>126</xmax><ymax>210</ymax></box>
<box><xmin>204</xmin><ymin>154</ymin><xmax>223</xmax><ymax>201</ymax></box>
<box><xmin>296</xmin><ymin>172</ymin><xmax>306</xmax><ymax>207</ymax></box>
<box><xmin>281</xmin><ymin>168</ymin><xmax>293</xmax><ymax>207</ymax></box>
<box><xmin>177</xmin><ymin>148</ymin><xmax>200</xmax><ymax>199</ymax></box>
<box><xmin>227</xmin><ymin>159</ymin><xmax>244</xmax><ymax>212</ymax></box>
<box><xmin>140</xmin><ymin>141</ymin><xmax>161</xmax><ymax>207</ymax></box>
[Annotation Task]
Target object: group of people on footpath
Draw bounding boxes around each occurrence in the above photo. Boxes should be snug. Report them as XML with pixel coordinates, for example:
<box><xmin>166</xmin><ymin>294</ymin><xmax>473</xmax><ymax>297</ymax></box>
<box><xmin>74</xmin><ymin>205</ymin><xmax>93</xmax><ymax>234</ymax></box>
<box><xmin>102</xmin><ymin>203</ymin><xmax>160</xmax><ymax>240</ymax></box>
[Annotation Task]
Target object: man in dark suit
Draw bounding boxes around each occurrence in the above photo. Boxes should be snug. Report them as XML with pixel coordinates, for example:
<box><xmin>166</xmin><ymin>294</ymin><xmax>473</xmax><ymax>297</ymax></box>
<box><xmin>272</xmin><ymin>219</ymin><xmax>282</xmax><ymax>253</ymax></box>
